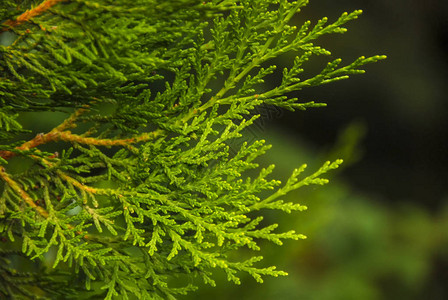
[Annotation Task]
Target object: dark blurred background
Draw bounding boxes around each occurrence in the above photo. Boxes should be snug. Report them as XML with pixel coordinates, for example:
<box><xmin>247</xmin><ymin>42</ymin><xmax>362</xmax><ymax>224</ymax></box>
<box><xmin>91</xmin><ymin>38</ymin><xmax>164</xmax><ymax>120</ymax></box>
<box><xmin>281</xmin><ymin>0</ymin><xmax>448</xmax><ymax>209</ymax></box>
<box><xmin>184</xmin><ymin>1</ymin><xmax>448</xmax><ymax>299</ymax></box>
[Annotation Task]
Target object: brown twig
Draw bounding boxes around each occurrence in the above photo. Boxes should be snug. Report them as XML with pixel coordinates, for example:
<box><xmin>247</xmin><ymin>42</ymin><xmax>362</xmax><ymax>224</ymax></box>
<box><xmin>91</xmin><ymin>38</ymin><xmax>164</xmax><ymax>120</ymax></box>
<box><xmin>0</xmin><ymin>102</ymin><xmax>164</xmax><ymax>160</ymax></box>
<box><xmin>56</xmin><ymin>130</ymin><xmax>160</xmax><ymax>146</ymax></box>
<box><xmin>0</xmin><ymin>130</ymin><xmax>160</xmax><ymax>160</ymax></box>
<box><xmin>0</xmin><ymin>106</ymin><xmax>88</xmax><ymax>160</ymax></box>
<box><xmin>0</xmin><ymin>167</ymin><xmax>49</xmax><ymax>218</ymax></box>
<box><xmin>1</xmin><ymin>0</ymin><xmax>67</xmax><ymax>32</ymax></box>
<box><xmin>53</xmin><ymin>105</ymin><xmax>90</xmax><ymax>132</ymax></box>
<box><xmin>0</xmin><ymin>164</ymin><xmax>97</xmax><ymax>238</ymax></box>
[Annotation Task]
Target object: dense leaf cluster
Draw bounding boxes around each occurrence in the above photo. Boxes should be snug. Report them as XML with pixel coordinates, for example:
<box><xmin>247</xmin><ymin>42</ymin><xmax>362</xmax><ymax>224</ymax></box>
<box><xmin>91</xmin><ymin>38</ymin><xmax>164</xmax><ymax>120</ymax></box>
<box><xmin>0</xmin><ymin>0</ymin><xmax>384</xmax><ymax>298</ymax></box>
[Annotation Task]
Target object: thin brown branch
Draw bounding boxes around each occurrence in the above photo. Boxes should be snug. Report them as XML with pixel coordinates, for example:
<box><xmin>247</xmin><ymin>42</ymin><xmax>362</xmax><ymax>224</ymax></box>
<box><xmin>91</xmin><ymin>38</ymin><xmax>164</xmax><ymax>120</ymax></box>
<box><xmin>53</xmin><ymin>105</ymin><xmax>90</xmax><ymax>132</ymax></box>
<box><xmin>1</xmin><ymin>0</ymin><xmax>67</xmax><ymax>32</ymax></box>
<box><xmin>0</xmin><ymin>167</ymin><xmax>49</xmax><ymax>218</ymax></box>
<box><xmin>0</xmin><ymin>166</ymin><xmax>93</xmax><ymax>239</ymax></box>
<box><xmin>0</xmin><ymin>130</ymin><xmax>161</xmax><ymax>160</ymax></box>
<box><xmin>55</xmin><ymin>130</ymin><xmax>161</xmax><ymax>146</ymax></box>
<box><xmin>0</xmin><ymin>106</ymin><xmax>89</xmax><ymax>160</ymax></box>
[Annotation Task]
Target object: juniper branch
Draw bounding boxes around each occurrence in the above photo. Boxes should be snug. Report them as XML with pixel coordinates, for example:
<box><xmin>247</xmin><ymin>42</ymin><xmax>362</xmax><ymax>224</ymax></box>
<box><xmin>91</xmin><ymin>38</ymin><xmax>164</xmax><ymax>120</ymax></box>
<box><xmin>0</xmin><ymin>1</ymin><xmax>384</xmax><ymax>298</ymax></box>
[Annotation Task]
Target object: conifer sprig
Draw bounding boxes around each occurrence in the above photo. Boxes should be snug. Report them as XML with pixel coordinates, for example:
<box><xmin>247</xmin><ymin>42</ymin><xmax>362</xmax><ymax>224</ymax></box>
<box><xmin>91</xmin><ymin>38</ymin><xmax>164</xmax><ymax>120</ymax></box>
<box><xmin>0</xmin><ymin>0</ymin><xmax>385</xmax><ymax>298</ymax></box>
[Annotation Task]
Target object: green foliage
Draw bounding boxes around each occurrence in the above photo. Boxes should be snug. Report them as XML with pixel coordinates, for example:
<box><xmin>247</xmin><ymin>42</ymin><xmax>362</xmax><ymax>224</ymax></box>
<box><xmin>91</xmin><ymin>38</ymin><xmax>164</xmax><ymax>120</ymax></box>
<box><xmin>187</xmin><ymin>136</ymin><xmax>448</xmax><ymax>299</ymax></box>
<box><xmin>0</xmin><ymin>0</ymin><xmax>384</xmax><ymax>298</ymax></box>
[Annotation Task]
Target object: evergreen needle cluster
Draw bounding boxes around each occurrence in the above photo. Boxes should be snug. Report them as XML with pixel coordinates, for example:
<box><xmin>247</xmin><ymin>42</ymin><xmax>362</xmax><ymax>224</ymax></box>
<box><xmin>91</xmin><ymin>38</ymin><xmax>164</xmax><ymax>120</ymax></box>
<box><xmin>0</xmin><ymin>0</ymin><xmax>385</xmax><ymax>299</ymax></box>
